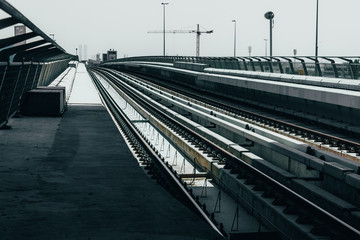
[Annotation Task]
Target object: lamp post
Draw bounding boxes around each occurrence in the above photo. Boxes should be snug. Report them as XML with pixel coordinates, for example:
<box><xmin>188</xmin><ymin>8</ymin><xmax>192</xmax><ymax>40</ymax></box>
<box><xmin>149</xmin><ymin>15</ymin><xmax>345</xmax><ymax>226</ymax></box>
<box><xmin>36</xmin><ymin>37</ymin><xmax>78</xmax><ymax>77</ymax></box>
<box><xmin>315</xmin><ymin>0</ymin><xmax>319</xmax><ymax>60</ymax></box>
<box><xmin>161</xmin><ymin>2</ymin><xmax>169</xmax><ymax>56</ymax></box>
<box><xmin>232</xmin><ymin>20</ymin><xmax>236</xmax><ymax>58</ymax></box>
<box><xmin>76</xmin><ymin>48</ymin><xmax>78</xmax><ymax>56</ymax></box>
<box><xmin>264</xmin><ymin>39</ymin><xmax>268</xmax><ymax>57</ymax></box>
<box><xmin>264</xmin><ymin>11</ymin><xmax>274</xmax><ymax>57</ymax></box>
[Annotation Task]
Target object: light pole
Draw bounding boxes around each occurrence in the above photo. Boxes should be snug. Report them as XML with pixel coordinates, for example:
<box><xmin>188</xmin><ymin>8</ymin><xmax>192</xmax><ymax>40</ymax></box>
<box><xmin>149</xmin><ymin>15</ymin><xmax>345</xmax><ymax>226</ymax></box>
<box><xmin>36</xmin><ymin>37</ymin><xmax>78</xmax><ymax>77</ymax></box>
<box><xmin>264</xmin><ymin>11</ymin><xmax>274</xmax><ymax>57</ymax></box>
<box><xmin>315</xmin><ymin>0</ymin><xmax>319</xmax><ymax>60</ymax></box>
<box><xmin>264</xmin><ymin>39</ymin><xmax>268</xmax><ymax>56</ymax></box>
<box><xmin>76</xmin><ymin>48</ymin><xmax>78</xmax><ymax>56</ymax></box>
<box><xmin>161</xmin><ymin>2</ymin><xmax>169</xmax><ymax>56</ymax></box>
<box><xmin>232</xmin><ymin>20</ymin><xmax>236</xmax><ymax>58</ymax></box>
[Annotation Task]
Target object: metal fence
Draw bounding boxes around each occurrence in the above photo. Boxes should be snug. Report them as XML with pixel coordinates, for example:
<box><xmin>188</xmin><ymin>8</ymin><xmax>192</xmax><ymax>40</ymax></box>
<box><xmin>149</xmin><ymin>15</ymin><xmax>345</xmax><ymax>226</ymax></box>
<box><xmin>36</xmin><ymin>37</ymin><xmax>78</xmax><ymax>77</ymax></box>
<box><xmin>0</xmin><ymin>1</ymin><xmax>76</xmax><ymax>128</ymax></box>
<box><xmin>108</xmin><ymin>55</ymin><xmax>360</xmax><ymax>80</ymax></box>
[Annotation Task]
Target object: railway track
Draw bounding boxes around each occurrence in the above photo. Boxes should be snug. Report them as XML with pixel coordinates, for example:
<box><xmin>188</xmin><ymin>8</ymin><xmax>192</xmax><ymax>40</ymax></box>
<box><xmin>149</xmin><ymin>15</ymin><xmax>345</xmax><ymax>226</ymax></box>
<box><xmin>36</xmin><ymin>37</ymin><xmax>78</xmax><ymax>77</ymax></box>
<box><xmin>87</xmin><ymin>69</ymin><xmax>224</xmax><ymax>238</ymax></box>
<box><xmin>89</xmin><ymin>67</ymin><xmax>360</xmax><ymax>240</ymax></box>
<box><xmin>122</xmin><ymin>69</ymin><xmax>360</xmax><ymax>162</ymax></box>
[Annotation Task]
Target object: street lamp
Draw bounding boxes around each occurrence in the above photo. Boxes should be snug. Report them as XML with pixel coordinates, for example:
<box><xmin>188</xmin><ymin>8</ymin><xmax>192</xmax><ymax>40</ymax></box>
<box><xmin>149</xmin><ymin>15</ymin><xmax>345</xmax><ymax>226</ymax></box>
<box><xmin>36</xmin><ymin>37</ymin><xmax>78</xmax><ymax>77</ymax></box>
<box><xmin>315</xmin><ymin>0</ymin><xmax>319</xmax><ymax>60</ymax></box>
<box><xmin>161</xmin><ymin>2</ymin><xmax>169</xmax><ymax>56</ymax></box>
<box><xmin>232</xmin><ymin>20</ymin><xmax>236</xmax><ymax>58</ymax></box>
<box><xmin>264</xmin><ymin>11</ymin><xmax>274</xmax><ymax>57</ymax></box>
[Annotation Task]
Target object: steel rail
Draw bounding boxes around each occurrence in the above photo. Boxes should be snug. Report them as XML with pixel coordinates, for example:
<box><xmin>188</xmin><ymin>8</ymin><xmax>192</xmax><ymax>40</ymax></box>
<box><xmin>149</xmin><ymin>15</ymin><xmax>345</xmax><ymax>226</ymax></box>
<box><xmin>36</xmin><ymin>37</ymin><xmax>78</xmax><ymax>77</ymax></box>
<box><xmin>120</xmin><ymin>70</ymin><xmax>360</xmax><ymax>159</ymax></box>
<box><xmin>92</xmin><ymin>67</ymin><xmax>360</xmax><ymax>240</ymax></box>
<box><xmin>88</xmin><ymin>69</ymin><xmax>225</xmax><ymax>239</ymax></box>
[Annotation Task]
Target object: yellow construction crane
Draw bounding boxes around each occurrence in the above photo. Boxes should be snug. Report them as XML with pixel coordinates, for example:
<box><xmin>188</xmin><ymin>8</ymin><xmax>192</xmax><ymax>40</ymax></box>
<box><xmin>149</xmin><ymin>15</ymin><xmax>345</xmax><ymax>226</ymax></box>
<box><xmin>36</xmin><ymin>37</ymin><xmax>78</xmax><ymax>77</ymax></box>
<box><xmin>148</xmin><ymin>24</ymin><xmax>213</xmax><ymax>57</ymax></box>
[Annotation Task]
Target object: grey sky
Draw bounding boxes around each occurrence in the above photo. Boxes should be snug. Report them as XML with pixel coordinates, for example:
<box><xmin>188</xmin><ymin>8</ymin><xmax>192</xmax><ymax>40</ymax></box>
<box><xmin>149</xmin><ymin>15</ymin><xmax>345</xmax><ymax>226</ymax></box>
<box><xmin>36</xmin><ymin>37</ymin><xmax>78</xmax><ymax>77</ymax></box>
<box><xmin>3</xmin><ymin>0</ymin><xmax>360</xmax><ymax>59</ymax></box>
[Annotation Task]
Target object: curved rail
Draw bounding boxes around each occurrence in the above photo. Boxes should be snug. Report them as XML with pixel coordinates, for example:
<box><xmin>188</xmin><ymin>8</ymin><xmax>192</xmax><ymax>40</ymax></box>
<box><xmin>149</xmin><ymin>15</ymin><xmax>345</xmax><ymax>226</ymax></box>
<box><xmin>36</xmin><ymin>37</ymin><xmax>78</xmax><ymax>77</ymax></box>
<box><xmin>115</xmin><ymin>69</ymin><xmax>360</xmax><ymax>162</ymax></box>
<box><xmin>88</xmin><ymin>69</ymin><xmax>225</xmax><ymax>238</ymax></box>
<box><xmin>91</xmin><ymin>67</ymin><xmax>360</xmax><ymax>240</ymax></box>
<box><xmin>105</xmin><ymin>55</ymin><xmax>360</xmax><ymax>79</ymax></box>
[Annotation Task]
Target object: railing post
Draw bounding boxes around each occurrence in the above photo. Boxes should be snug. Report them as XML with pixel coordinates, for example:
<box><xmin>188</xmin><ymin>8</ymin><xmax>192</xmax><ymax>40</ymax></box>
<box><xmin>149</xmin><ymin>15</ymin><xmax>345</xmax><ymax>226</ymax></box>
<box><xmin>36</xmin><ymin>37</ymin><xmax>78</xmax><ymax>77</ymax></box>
<box><xmin>31</xmin><ymin>62</ymin><xmax>40</xmax><ymax>89</ymax></box>
<box><xmin>267</xmin><ymin>58</ymin><xmax>273</xmax><ymax>72</ymax></box>
<box><xmin>280</xmin><ymin>57</ymin><xmax>295</xmax><ymax>74</ymax></box>
<box><xmin>253</xmin><ymin>57</ymin><xmax>264</xmax><ymax>72</ymax></box>
<box><xmin>294</xmin><ymin>57</ymin><xmax>308</xmax><ymax>76</ymax></box>
<box><xmin>7</xmin><ymin>63</ymin><xmax>22</xmax><ymax>120</ymax></box>
<box><xmin>315</xmin><ymin>59</ymin><xmax>322</xmax><ymax>77</ymax></box>
<box><xmin>244</xmin><ymin>57</ymin><xmax>256</xmax><ymax>71</ymax></box>
<box><xmin>340</xmin><ymin>57</ymin><xmax>357</xmax><ymax>79</ymax></box>
<box><xmin>238</xmin><ymin>57</ymin><xmax>248</xmax><ymax>71</ymax></box>
<box><xmin>273</xmin><ymin>57</ymin><xmax>283</xmax><ymax>73</ymax></box>
<box><xmin>20</xmin><ymin>62</ymin><xmax>31</xmax><ymax>99</ymax></box>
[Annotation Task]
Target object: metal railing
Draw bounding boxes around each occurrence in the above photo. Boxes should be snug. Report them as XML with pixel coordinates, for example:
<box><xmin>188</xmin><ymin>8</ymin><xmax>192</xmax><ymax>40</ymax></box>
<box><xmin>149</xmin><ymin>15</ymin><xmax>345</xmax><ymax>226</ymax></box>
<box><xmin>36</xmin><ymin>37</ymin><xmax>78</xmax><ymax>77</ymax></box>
<box><xmin>0</xmin><ymin>0</ymin><xmax>76</xmax><ymax>128</ymax></box>
<box><xmin>107</xmin><ymin>55</ymin><xmax>360</xmax><ymax>80</ymax></box>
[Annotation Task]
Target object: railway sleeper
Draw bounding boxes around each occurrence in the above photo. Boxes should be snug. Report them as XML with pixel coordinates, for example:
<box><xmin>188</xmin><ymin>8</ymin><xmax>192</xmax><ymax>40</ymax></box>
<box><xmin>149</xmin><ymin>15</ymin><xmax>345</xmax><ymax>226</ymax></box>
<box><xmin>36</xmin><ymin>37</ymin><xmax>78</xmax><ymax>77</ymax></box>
<box><xmin>99</xmin><ymin>68</ymin><xmax>360</xmax><ymax>239</ymax></box>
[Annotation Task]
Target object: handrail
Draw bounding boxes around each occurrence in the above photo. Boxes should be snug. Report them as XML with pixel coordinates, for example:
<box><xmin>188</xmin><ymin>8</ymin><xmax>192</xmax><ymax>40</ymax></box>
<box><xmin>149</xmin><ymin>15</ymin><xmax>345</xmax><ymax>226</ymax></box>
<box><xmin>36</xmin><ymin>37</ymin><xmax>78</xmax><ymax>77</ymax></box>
<box><xmin>106</xmin><ymin>55</ymin><xmax>360</xmax><ymax>79</ymax></box>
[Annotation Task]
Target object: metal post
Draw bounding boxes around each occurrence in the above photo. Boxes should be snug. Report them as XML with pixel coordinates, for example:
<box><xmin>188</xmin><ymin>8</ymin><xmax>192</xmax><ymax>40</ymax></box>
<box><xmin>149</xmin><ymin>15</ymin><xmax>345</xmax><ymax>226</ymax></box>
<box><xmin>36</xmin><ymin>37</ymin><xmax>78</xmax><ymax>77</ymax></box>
<box><xmin>232</xmin><ymin>20</ymin><xmax>236</xmax><ymax>58</ymax></box>
<box><xmin>7</xmin><ymin>64</ymin><xmax>23</xmax><ymax>119</ymax></box>
<box><xmin>161</xmin><ymin>3</ymin><xmax>169</xmax><ymax>56</ymax></box>
<box><xmin>315</xmin><ymin>0</ymin><xmax>319</xmax><ymax>60</ymax></box>
<box><xmin>269</xmin><ymin>19</ymin><xmax>272</xmax><ymax>57</ymax></box>
<box><xmin>264</xmin><ymin>11</ymin><xmax>274</xmax><ymax>58</ymax></box>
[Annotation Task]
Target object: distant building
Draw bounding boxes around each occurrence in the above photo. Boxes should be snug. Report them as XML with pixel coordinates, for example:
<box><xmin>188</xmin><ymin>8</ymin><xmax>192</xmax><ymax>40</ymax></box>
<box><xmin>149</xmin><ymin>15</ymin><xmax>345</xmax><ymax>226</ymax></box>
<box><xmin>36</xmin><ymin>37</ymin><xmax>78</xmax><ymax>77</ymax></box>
<box><xmin>102</xmin><ymin>53</ymin><xmax>108</xmax><ymax>62</ymax></box>
<box><xmin>96</xmin><ymin>54</ymin><xmax>101</xmax><ymax>61</ymax></box>
<box><xmin>102</xmin><ymin>49</ymin><xmax>117</xmax><ymax>62</ymax></box>
<box><xmin>107</xmin><ymin>49</ymin><xmax>117</xmax><ymax>61</ymax></box>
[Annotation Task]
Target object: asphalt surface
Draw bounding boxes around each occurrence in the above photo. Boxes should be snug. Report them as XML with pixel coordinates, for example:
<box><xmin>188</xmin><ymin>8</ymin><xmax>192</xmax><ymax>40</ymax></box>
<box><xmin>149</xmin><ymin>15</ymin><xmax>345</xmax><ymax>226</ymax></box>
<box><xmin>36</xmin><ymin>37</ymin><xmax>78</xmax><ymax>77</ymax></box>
<box><xmin>0</xmin><ymin>105</ymin><xmax>222</xmax><ymax>240</ymax></box>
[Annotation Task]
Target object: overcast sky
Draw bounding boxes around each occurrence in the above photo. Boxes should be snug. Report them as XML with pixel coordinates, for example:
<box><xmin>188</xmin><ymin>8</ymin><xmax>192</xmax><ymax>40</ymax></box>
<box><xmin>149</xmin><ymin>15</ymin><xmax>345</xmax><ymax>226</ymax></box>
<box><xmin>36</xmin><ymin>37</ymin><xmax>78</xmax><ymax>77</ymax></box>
<box><xmin>3</xmin><ymin>0</ymin><xmax>360</xmax><ymax>59</ymax></box>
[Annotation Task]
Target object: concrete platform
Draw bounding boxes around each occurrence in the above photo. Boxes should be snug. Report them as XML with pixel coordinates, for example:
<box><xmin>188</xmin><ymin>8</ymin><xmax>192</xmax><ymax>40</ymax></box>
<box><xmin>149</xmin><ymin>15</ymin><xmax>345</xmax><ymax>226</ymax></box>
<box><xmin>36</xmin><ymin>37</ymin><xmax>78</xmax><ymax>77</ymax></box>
<box><xmin>0</xmin><ymin>105</ymin><xmax>221</xmax><ymax>240</ymax></box>
<box><xmin>68</xmin><ymin>63</ymin><xmax>102</xmax><ymax>105</ymax></box>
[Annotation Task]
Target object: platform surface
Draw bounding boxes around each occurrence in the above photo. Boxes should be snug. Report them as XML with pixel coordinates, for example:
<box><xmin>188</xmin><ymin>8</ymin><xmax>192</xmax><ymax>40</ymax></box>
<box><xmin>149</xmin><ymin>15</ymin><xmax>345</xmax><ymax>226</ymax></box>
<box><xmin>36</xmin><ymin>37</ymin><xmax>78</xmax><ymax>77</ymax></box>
<box><xmin>68</xmin><ymin>63</ymin><xmax>102</xmax><ymax>105</ymax></box>
<box><xmin>0</xmin><ymin>105</ymin><xmax>221</xmax><ymax>240</ymax></box>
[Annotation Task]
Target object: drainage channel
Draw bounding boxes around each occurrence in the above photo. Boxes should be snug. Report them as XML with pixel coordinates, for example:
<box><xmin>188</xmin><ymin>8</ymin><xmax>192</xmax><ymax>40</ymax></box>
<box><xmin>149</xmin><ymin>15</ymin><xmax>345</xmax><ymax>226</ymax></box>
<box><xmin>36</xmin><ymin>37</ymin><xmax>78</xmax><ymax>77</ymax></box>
<box><xmin>92</xmin><ymin>70</ymin><xmax>272</xmax><ymax>239</ymax></box>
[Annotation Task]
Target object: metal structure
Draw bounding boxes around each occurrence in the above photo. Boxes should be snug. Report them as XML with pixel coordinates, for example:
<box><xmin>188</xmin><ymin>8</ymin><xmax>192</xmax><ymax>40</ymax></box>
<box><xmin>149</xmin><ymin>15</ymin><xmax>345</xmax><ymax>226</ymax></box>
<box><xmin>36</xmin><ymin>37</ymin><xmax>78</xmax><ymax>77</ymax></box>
<box><xmin>0</xmin><ymin>0</ymin><xmax>76</xmax><ymax>128</ymax></box>
<box><xmin>109</xmin><ymin>55</ymin><xmax>360</xmax><ymax>79</ymax></box>
<box><xmin>315</xmin><ymin>0</ymin><xmax>319</xmax><ymax>60</ymax></box>
<box><xmin>148</xmin><ymin>24</ymin><xmax>213</xmax><ymax>57</ymax></box>
<box><xmin>264</xmin><ymin>11</ymin><xmax>274</xmax><ymax>57</ymax></box>
<box><xmin>232</xmin><ymin>20</ymin><xmax>236</xmax><ymax>58</ymax></box>
<box><xmin>161</xmin><ymin>2</ymin><xmax>168</xmax><ymax>56</ymax></box>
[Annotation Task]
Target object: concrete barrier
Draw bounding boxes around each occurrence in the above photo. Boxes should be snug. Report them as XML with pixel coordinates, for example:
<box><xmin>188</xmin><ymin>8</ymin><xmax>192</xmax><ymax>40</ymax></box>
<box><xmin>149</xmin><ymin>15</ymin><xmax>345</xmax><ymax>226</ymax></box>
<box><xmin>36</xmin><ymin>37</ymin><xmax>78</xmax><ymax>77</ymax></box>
<box><xmin>20</xmin><ymin>86</ymin><xmax>65</xmax><ymax>116</ymax></box>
